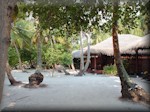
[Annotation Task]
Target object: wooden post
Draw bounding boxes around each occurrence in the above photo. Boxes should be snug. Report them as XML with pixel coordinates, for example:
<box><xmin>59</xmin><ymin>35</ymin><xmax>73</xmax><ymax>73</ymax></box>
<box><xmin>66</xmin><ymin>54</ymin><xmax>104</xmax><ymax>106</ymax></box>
<box><xmin>94</xmin><ymin>55</ymin><xmax>97</xmax><ymax>73</ymax></box>
<box><xmin>135</xmin><ymin>49</ymin><xmax>139</xmax><ymax>75</ymax></box>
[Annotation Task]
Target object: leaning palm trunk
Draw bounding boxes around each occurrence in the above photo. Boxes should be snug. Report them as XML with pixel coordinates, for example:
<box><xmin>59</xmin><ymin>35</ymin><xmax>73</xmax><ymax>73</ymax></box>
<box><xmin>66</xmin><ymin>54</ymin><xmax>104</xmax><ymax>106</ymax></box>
<box><xmin>14</xmin><ymin>42</ymin><xmax>24</xmax><ymax>71</ymax></box>
<box><xmin>6</xmin><ymin>61</ymin><xmax>22</xmax><ymax>85</ymax></box>
<box><xmin>112</xmin><ymin>1</ymin><xmax>150</xmax><ymax>104</ymax></box>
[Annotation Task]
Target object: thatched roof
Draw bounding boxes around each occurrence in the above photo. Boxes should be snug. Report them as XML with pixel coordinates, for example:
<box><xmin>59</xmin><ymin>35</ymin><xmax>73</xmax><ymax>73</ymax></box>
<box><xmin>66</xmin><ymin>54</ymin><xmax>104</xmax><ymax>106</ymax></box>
<box><xmin>131</xmin><ymin>49</ymin><xmax>150</xmax><ymax>55</ymax></box>
<box><xmin>90</xmin><ymin>34</ymin><xmax>141</xmax><ymax>56</ymax></box>
<box><xmin>73</xmin><ymin>34</ymin><xmax>148</xmax><ymax>58</ymax></box>
<box><xmin>72</xmin><ymin>48</ymin><xmax>87</xmax><ymax>58</ymax></box>
<box><xmin>125</xmin><ymin>34</ymin><xmax>150</xmax><ymax>50</ymax></box>
<box><xmin>72</xmin><ymin>34</ymin><xmax>142</xmax><ymax>58</ymax></box>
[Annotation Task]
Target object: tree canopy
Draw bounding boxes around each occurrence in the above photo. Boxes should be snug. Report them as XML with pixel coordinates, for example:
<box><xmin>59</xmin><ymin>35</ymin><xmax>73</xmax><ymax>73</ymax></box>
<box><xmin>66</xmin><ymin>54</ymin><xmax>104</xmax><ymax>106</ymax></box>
<box><xmin>8</xmin><ymin>0</ymin><xmax>149</xmax><ymax>68</ymax></box>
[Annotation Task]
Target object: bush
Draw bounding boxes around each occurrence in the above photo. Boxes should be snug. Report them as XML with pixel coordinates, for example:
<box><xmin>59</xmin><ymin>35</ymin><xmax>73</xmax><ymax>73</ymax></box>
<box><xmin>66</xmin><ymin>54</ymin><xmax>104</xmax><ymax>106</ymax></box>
<box><xmin>103</xmin><ymin>64</ymin><xmax>117</xmax><ymax>75</ymax></box>
<box><xmin>8</xmin><ymin>47</ymin><xmax>18</xmax><ymax>67</ymax></box>
<box><xmin>43</xmin><ymin>44</ymin><xmax>72</xmax><ymax>67</ymax></box>
<box><xmin>60</xmin><ymin>53</ymin><xmax>72</xmax><ymax>67</ymax></box>
<box><xmin>44</xmin><ymin>47</ymin><xmax>61</xmax><ymax>67</ymax></box>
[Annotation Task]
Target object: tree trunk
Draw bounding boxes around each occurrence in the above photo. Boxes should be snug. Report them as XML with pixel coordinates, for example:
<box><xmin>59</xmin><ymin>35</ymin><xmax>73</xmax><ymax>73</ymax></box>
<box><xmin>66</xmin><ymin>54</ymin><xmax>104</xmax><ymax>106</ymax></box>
<box><xmin>80</xmin><ymin>29</ymin><xmax>84</xmax><ymax>71</ymax></box>
<box><xmin>30</xmin><ymin>36</ymin><xmax>44</xmax><ymax>87</ymax></box>
<box><xmin>6</xmin><ymin>61</ymin><xmax>22</xmax><ymax>85</ymax></box>
<box><xmin>52</xmin><ymin>35</ymin><xmax>56</xmax><ymax>44</ymax></box>
<box><xmin>112</xmin><ymin>1</ymin><xmax>150</xmax><ymax>104</ymax></box>
<box><xmin>76</xmin><ymin>30</ymin><xmax>85</xmax><ymax>76</ymax></box>
<box><xmin>50</xmin><ymin>36</ymin><xmax>54</xmax><ymax>48</ymax></box>
<box><xmin>71</xmin><ymin>62</ymin><xmax>75</xmax><ymax>71</ymax></box>
<box><xmin>0</xmin><ymin>0</ymin><xmax>17</xmax><ymax>103</ymax></box>
<box><xmin>36</xmin><ymin>31</ymin><xmax>42</xmax><ymax>70</ymax></box>
<box><xmin>77</xmin><ymin>32</ymin><xmax>91</xmax><ymax>76</ymax></box>
<box><xmin>14</xmin><ymin>42</ymin><xmax>23</xmax><ymax>71</ymax></box>
<box><xmin>54</xmin><ymin>64</ymin><xmax>70</xmax><ymax>75</ymax></box>
<box><xmin>83</xmin><ymin>33</ymin><xmax>91</xmax><ymax>72</ymax></box>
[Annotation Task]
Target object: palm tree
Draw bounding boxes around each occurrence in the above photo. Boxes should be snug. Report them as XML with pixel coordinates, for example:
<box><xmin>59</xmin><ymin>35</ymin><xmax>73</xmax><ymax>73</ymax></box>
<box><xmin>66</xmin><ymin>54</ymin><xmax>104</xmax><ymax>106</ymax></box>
<box><xmin>10</xmin><ymin>19</ymin><xmax>35</xmax><ymax>71</ymax></box>
<box><xmin>6</xmin><ymin>19</ymin><xmax>35</xmax><ymax>85</ymax></box>
<box><xmin>112</xmin><ymin>0</ymin><xmax>150</xmax><ymax>104</ymax></box>
<box><xmin>11</xmin><ymin>28</ymin><xmax>24</xmax><ymax>71</ymax></box>
<box><xmin>31</xmin><ymin>23</ymin><xmax>42</xmax><ymax>71</ymax></box>
<box><xmin>5</xmin><ymin>60</ymin><xmax>22</xmax><ymax>85</ymax></box>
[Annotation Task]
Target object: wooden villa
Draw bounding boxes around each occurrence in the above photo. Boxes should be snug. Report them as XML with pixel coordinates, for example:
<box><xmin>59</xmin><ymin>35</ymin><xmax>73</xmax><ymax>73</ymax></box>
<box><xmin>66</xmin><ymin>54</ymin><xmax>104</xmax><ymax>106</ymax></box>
<box><xmin>72</xmin><ymin>34</ymin><xmax>150</xmax><ymax>75</ymax></box>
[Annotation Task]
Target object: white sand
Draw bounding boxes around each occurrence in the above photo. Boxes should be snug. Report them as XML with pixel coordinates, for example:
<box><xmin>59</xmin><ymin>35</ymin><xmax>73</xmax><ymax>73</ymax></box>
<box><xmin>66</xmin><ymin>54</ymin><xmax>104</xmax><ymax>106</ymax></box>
<box><xmin>0</xmin><ymin>69</ymin><xmax>149</xmax><ymax>111</ymax></box>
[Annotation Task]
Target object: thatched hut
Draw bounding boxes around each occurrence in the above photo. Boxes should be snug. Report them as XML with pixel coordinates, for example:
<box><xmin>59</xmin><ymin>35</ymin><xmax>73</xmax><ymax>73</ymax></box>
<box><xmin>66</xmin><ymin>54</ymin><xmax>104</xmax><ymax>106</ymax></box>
<box><xmin>125</xmin><ymin>34</ymin><xmax>150</xmax><ymax>50</ymax></box>
<box><xmin>72</xmin><ymin>34</ymin><xmax>150</xmax><ymax>74</ymax></box>
<box><xmin>72</xmin><ymin>34</ymin><xmax>141</xmax><ymax>57</ymax></box>
<box><xmin>88</xmin><ymin>34</ymin><xmax>141</xmax><ymax>55</ymax></box>
<box><xmin>123</xmin><ymin>34</ymin><xmax>150</xmax><ymax>75</ymax></box>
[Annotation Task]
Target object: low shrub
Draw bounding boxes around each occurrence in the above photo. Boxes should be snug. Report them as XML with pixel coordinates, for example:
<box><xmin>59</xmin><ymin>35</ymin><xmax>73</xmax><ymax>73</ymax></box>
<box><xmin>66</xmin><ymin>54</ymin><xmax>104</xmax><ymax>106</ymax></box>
<box><xmin>103</xmin><ymin>64</ymin><xmax>117</xmax><ymax>75</ymax></box>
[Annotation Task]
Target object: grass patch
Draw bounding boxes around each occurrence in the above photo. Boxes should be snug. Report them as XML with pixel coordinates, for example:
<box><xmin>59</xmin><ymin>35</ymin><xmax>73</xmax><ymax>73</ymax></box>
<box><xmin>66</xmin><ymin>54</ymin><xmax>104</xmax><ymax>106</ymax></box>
<box><xmin>103</xmin><ymin>64</ymin><xmax>117</xmax><ymax>75</ymax></box>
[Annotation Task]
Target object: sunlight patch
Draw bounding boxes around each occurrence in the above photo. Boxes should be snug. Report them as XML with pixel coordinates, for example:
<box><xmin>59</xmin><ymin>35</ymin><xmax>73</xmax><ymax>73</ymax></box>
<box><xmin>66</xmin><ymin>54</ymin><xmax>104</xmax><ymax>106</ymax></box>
<box><xmin>7</xmin><ymin>102</ymin><xmax>16</xmax><ymax>108</ymax></box>
<box><xmin>114</xmin><ymin>80</ymin><xmax>120</xmax><ymax>83</ymax></box>
<box><xmin>6</xmin><ymin>93</ymin><xmax>10</xmax><ymax>96</ymax></box>
<box><xmin>113</xmin><ymin>85</ymin><xmax>119</xmax><ymax>88</ymax></box>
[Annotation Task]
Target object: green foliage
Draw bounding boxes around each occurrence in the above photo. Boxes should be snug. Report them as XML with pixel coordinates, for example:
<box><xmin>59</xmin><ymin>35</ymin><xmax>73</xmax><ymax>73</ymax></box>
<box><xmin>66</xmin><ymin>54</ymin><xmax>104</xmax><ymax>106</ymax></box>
<box><xmin>60</xmin><ymin>53</ymin><xmax>72</xmax><ymax>66</ymax></box>
<box><xmin>43</xmin><ymin>43</ymin><xmax>72</xmax><ymax>67</ymax></box>
<box><xmin>103</xmin><ymin>64</ymin><xmax>117</xmax><ymax>75</ymax></box>
<box><xmin>8</xmin><ymin>47</ymin><xmax>18</xmax><ymax>67</ymax></box>
<box><xmin>18</xmin><ymin>0</ymin><xmax>147</xmax><ymax>35</ymax></box>
<box><xmin>17</xmin><ymin>0</ymin><xmax>148</xmax><ymax>45</ymax></box>
<box><xmin>144</xmin><ymin>1</ymin><xmax>150</xmax><ymax>33</ymax></box>
<box><xmin>9</xmin><ymin>18</ymin><xmax>37</xmax><ymax>68</ymax></box>
<box><xmin>18</xmin><ymin>1</ymin><xmax>105</xmax><ymax>34</ymax></box>
<box><xmin>20</xmin><ymin>48</ymin><xmax>36</xmax><ymax>62</ymax></box>
<box><xmin>12</xmin><ymin>0</ymin><xmax>148</xmax><ymax>70</ymax></box>
<box><xmin>118</xmin><ymin>14</ymin><xmax>147</xmax><ymax>36</ymax></box>
<box><xmin>11</xmin><ymin>19</ymin><xmax>35</xmax><ymax>50</ymax></box>
<box><xmin>92</xmin><ymin>29</ymin><xmax>111</xmax><ymax>44</ymax></box>
<box><xmin>44</xmin><ymin>47</ymin><xmax>61</xmax><ymax>66</ymax></box>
